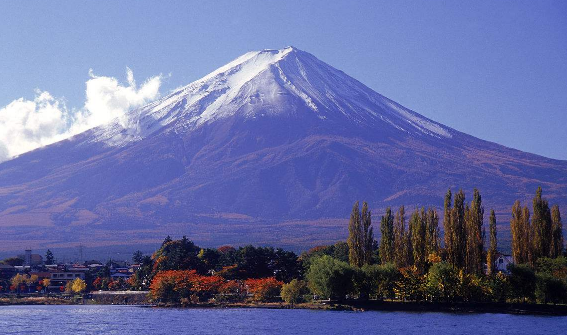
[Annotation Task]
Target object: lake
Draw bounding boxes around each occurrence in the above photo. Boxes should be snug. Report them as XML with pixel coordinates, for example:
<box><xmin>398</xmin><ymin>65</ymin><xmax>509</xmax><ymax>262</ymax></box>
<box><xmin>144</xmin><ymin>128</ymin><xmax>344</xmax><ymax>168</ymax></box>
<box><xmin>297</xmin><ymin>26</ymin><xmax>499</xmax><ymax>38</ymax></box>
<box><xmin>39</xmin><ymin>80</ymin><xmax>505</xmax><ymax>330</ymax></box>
<box><xmin>0</xmin><ymin>305</ymin><xmax>566</xmax><ymax>334</ymax></box>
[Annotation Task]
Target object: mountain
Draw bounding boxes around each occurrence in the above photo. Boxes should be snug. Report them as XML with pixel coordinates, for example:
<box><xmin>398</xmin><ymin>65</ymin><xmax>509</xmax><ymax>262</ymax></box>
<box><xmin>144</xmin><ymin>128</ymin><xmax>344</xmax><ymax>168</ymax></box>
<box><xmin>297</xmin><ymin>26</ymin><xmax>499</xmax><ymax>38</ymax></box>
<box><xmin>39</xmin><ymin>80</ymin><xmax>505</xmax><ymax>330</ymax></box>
<box><xmin>0</xmin><ymin>46</ymin><xmax>565</xmax><ymax>252</ymax></box>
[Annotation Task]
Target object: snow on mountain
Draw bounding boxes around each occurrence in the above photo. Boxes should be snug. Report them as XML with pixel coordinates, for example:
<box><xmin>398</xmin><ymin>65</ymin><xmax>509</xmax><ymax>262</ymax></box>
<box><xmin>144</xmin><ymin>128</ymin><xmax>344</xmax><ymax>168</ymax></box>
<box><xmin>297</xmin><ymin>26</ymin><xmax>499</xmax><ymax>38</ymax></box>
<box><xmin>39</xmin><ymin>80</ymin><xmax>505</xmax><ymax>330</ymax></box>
<box><xmin>90</xmin><ymin>47</ymin><xmax>452</xmax><ymax>147</ymax></box>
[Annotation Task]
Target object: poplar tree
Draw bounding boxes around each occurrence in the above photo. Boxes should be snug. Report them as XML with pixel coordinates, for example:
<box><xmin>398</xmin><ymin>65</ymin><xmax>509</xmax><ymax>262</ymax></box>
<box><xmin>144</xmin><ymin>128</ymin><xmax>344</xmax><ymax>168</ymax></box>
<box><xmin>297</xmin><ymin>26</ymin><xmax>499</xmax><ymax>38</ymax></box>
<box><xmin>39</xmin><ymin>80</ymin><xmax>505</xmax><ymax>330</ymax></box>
<box><xmin>379</xmin><ymin>207</ymin><xmax>395</xmax><ymax>264</ymax></box>
<box><xmin>510</xmin><ymin>201</ymin><xmax>523</xmax><ymax>264</ymax></box>
<box><xmin>361</xmin><ymin>202</ymin><xmax>375</xmax><ymax>265</ymax></box>
<box><xmin>443</xmin><ymin>189</ymin><xmax>453</xmax><ymax>263</ymax></box>
<box><xmin>532</xmin><ymin>187</ymin><xmax>552</xmax><ymax>261</ymax></box>
<box><xmin>451</xmin><ymin>190</ymin><xmax>466</xmax><ymax>269</ymax></box>
<box><xmin>425</xmin><ymin>208</ymin><xmax>441</xmax><ymax>258</ymax></box>
<box><xmin>410</xmin><ymin>209</ymin><xmax>426</xmax><ymax>274</ymax></box>
<box><xmin>394</xmin><ymin>206</ymin><xmax>411</xmax><ymax>268</ymax></box>
<box><xmin>521</xmin><ymin>205</ymin><xmax>532</xmax><ymax>264</ymax></box>
<box><xmin>487</xmin><ymin>209</ymin><xmax>497</xmax><ymax>275</ymax></box>
<box><xmin>465</xmin><ymin>189</ymin><xmax>484</xmax><ymax>275</ymax></box>
<box><xmin>550</xmin><ymin>205</ymin><xmax>564</xmax><ymax>258</ymax></box>
<box><xmin>348</xmin><ymin>201</ymin><xmax>374</xmax><ymax>267</ymax></box>
<box><xmin>348</xmin><ymin>201</ymin><xmax>363</xmax><ymax>267</ymax></box>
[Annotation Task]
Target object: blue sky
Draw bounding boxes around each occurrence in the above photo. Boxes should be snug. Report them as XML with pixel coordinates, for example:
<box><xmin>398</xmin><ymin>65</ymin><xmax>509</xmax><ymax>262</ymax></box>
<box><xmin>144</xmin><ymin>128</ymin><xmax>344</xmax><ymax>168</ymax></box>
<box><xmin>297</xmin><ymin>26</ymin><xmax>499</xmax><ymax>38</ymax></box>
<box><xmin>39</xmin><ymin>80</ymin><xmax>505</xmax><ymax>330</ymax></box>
<box><xmin>1</xmin><ymin>1</ymin><xmax>566</xmax><ymax>159</ymax></box>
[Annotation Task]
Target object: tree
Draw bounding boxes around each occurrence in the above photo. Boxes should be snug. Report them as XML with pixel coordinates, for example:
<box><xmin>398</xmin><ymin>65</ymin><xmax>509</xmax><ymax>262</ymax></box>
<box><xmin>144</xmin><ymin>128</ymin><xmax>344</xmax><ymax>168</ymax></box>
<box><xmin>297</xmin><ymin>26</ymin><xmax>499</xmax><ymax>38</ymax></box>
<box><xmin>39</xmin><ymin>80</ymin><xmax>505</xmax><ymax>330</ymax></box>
<box><xmin>425</xmin><ymin>208</ymin><xmax>441</xmax><ymax>259</ymax></box>
<box><xmin>508</xmin><ymin>264</ymin><xmax>536</xmax><ymax>303</ymax></box>
<box><xmin>410</xmin><ymin>209</ymin><xmax>426</xmax><ymax>274</ymax></box>
<box><xmin>465</xmin><ymin>189</ymin><xmax>484</xmax><ymax>275</ymax></box>
<box><xmin>132</xmin><ymin>250</ymin><xmax>144</xmax><ymax>264</ymax></box>
<box><xmin>379</xmin><ymin>207</ymin><xmax>394</xmax><ymax>265</ymax></box>
<box><xmin>550</xmin><ymin>205</ymin><xmax>564</xmax><ymax>258</ymax></box>
<box><xmin>245</xmin><ymin>277</ymin><xmax>283</xmax><ymax>302</ymax></box>
<box><xmin>306</xmin><ymin>255</ymin><xmax>355</xmax><ymax>301</ymax></box>
<box><xmin>394</xmin><ymin>206</ymin><xmax>411</xmax><ymax>268</ymax></box>
<box><xmin>536</xmin><ymin>273</ymin><xmax>567</xmax><ymax>304</ymax></box>
<box><xmin>451</xmin><ymin>190</ymin><xmax>467</xmax><ymax>269</ymax></box>
<box><xmin>281</xmin><ymin>279</ymin><xmax>309</xmax><ymax>305</ymax></box>
<box><xmin>443</xmin><ymin>189</ymin><xmax>453</xmax><ymax>264</ymax></box>
<box><xmin>348</xmin><ymin>201</ymin><xmax>374</xmax><ymax>267</ymax></box>
<box><xmin>45</xmin><ymin>249</ymin><xmax>55</xmax><ymax>265</ymax></box>
<box><xmin>361</xmin><ymin>202</ymin><xmax>374</xmax><ymax>265</ymax></box>
<box><xmin>522</xmin><ymin>205</ymin><xmax>533</xmax><ymax>264</ymax></box>
<box><xmin>510</xmin><ymin>201</ymin><xmax>523</xmax><ymax>264</ymax></box>
<box><xmin>487</xmin><ymin>209</ymin><xmax>497</xmax><ymax>275</ymax></box>
<box><xmin>347</xmin><ymin>201</ymin><xmax>363</xmax><ymax>267</ymax></box>
<box><xmin>426</xmin><ymin>262</ymin><xmax>460</xmax><ymax>302</ymax></box>
<box><xmin>71</xmin><ymin>278</ymin><xmax>87</xmax><ymax>294</ymax></box>
<box><xmin>532</xmin><ymin>187</ymin><xmax>552</xmax><ymax>261</ymax></box>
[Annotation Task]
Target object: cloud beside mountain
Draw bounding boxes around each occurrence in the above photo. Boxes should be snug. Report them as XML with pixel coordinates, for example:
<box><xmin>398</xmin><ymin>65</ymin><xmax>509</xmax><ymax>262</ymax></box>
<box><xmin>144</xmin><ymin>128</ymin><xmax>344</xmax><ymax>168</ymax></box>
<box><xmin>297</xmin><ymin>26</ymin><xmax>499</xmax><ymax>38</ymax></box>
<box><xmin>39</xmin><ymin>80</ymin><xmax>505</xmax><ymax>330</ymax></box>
<box><xmin>0</xmin><ymin>68</ymin><xmax>162</xmax><ymax>162</ymax></box>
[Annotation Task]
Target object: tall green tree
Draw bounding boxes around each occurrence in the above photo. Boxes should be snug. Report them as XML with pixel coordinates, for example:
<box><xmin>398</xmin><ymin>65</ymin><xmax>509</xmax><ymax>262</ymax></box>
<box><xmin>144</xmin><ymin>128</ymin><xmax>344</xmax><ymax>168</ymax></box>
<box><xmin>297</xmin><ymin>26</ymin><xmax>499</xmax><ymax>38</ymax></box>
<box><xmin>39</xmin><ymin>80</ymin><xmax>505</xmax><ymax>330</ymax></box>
<box><xmin>443</xmin><ymin>189</ymin><xmax>453</xmax><ymax>263</ymax></box>
<box><xmin>487</xmin><ymin>209</ymin><xmax>497</xmax><ymax>275</ymax></box>
<box><xmin>522</xmin><ymin>205</ymin><xmax>533</xmax><ymax>264</ymax></box>
<box><xmin>532</xmin><ymin>187</ymin><xmax>552</xmax><ymax>261</ymax></box>
<box><xmin>510</xmin><ymin>200</ymin><xmax>523</xmax><ymax>264</ymax></box>
<box><xmin>361</xmin><ymin>202</ymin><xmax>374</xmax><ymax>265</ymax></box>
<box><xmin>410</xmin><ymin>209</ymin><xmax>426</xmax><ymax>274</ymax></box>
<box><xmin>394</xmin><ymin>206</ymin><xmax>412</xmax><ymax>268</ymax></box>
<box><xmin>379</xmin><ymin>207</ymin><xmax>394</xmax><ymax>265</ymax></box>
<box><xmin>425</xmin><ymin>207</ymin><xmax>441</xmax><ymax>259</ymax></box>
<box><xmin>465</xmin><ymin>189</ymin><xmax>484</xmax><ymax>275</ymax></box>
<box><xmin>451</xmin><ymin>190</ymin><xmax>467</xmax><ymax>269</ymax></box>
<box><xmin>550</xmin><ymin>205</ymin><xmax>564</xmax><ymax>258</ymax></box>
<box><xmin>348</xmin><ymin>201</ymin><xmax>363</xmax><ymax>267</ymax></box>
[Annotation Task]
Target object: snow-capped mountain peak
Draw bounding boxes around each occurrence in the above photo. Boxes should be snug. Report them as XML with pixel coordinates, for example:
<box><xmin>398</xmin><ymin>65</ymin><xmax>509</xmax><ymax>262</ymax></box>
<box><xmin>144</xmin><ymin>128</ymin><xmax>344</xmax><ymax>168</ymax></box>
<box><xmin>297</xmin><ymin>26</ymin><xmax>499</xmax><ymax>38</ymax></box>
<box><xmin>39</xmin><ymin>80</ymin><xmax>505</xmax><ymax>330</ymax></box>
<box><xmin>90</xmin><ymin>47</ymin><xmax>452</xmax><ymax>146</ymax></box>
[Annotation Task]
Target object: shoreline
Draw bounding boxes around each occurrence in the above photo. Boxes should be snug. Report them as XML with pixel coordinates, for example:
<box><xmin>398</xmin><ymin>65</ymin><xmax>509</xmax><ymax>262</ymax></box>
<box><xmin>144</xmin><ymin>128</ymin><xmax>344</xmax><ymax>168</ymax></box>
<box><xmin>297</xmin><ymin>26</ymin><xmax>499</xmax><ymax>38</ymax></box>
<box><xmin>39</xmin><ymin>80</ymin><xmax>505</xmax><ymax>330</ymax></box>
<box><xmin>2</xmin><ymin>296</ymin><xmax>567</xmax><ymax>316</ymax></box>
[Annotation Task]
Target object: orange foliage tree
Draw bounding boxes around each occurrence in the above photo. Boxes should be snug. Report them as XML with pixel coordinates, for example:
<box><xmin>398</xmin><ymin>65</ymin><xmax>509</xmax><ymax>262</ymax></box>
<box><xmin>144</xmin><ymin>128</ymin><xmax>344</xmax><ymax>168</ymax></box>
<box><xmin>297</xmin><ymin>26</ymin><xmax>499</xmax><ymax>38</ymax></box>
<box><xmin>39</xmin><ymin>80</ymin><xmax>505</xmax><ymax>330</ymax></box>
<box><xmin>245</xmin><ymin>277</ymin><xmax>283</xmax><ymax>302</ymax></box>
<box><xmin>150</xmin><ymin>270</ymin><xmax>224</xmax><ymax>303</ymax></box>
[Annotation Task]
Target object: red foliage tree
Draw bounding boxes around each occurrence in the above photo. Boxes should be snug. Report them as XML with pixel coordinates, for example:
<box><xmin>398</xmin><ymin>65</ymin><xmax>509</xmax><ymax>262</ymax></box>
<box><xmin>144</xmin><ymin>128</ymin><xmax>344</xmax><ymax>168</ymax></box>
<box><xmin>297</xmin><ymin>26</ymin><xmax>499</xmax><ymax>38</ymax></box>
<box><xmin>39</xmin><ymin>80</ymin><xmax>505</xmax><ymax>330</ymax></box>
<box><xmin>245</xmin><ymin>277</ymin><xmax>283</xmax><ymax>302</ymax></box>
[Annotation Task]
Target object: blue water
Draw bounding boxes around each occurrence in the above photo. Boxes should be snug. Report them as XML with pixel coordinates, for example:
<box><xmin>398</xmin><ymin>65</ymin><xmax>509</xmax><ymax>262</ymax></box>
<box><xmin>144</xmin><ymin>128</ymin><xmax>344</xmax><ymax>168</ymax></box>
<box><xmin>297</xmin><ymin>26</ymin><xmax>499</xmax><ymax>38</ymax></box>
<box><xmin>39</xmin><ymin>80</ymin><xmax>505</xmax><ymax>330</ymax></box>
<box><xmin>0</xmin><ymin>305</ymin><xmax>566</xmax><ymax>334</ymax></box>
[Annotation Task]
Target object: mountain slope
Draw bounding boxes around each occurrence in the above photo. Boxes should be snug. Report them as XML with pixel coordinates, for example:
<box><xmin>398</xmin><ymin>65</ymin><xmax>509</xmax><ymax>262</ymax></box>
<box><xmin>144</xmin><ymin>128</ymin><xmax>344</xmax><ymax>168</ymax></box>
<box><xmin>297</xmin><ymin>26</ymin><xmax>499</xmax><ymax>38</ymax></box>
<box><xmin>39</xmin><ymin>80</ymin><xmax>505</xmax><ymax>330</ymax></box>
<box><xmin>0</xmin><ymin>47</ymin><xmax>565</xmax><ymax>251</ymax></box>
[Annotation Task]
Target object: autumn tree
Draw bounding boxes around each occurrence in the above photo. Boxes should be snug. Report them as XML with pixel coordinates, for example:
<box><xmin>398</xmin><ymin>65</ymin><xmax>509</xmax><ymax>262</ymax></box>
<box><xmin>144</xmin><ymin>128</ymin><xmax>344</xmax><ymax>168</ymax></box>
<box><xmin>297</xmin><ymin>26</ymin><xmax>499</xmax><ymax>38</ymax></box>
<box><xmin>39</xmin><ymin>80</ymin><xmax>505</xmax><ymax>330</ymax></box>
<box><xmin>522</xmin><ymin>205</ymin><xmax>533</xmax><ymax>264</ymax></box>
<box><xmin>465</xmin><ymin>189</ymin><xmax>484</xmax><ymax>275</ymax></box>
<box><xmin>550</xmin><ymin>205</ymin><xmax>563</xmax><ymax>258</ymax></box>
<box><xmin>510</xmin><ymin>201</ymin><xmax>523</xmax><ymax>264</ymax></box>
<box><xmin>348</xmin><ymin>201</ymin><xmax>374</xmax><ymax>267</ymax></box>
<box><xmin>487</xmin><ymin>209</ymin><xmax>497</xmax><ymax>275</ymax></box>
<box><xmin>379</xmin><ymin>207</ymin><xmax>394</xmax><ymax>265</ymax></box>
<box><xmin>443</xmin><ymin>189</ymin><xmax>453</xmax><ymax>263</ymax></box>
<box><xmin>425</xmin><ymin>207</ymin><xmax>441</xmax><ymax>259</ymax></box>
<box><xmin>71</xmin><ymin>278</ymin><xmax>87</xmax><ymax>294</ymax></box>
<box><xmin>410</xmin><ymin>209</ymin><xmax>426</xmax><ymax>274</ymax></box>
<box><xmin>394</xmin><ymin>206</ymin><xmax>412</xmax><ymax>268</ymax></box>
<box><xmin>532</xmin><ymin>187</ymin><xmax>552</xmax><ymax>261</ymax></box>
<box><xmin>362</xmin><ymin>202</ymin><xmax>374</xmax><ymax>265</ymax></box>
<box><xmin>348</xmin><ymin>201</ymin><xmax>363</xmax><ymax>267</ymax></box>
<box><xmin>451</xmin><ymin>190</ymin><xmax>467</xmax><ymax>269</ymax></box>
<box><xmin>245</xmin><ymin>277</ymin><xmax>283</xmax><ymax>302</ymax></box>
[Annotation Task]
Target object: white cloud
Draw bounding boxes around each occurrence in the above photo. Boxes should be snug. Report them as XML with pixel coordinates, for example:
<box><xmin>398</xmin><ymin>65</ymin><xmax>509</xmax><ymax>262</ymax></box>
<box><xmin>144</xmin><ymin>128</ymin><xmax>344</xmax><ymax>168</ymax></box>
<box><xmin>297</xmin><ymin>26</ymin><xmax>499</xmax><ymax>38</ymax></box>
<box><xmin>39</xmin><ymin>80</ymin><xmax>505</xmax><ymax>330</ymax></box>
<box><xmin>0</xmin><ymin>69</ymin><xmax>162</xmax><ymax>162</ymax></box>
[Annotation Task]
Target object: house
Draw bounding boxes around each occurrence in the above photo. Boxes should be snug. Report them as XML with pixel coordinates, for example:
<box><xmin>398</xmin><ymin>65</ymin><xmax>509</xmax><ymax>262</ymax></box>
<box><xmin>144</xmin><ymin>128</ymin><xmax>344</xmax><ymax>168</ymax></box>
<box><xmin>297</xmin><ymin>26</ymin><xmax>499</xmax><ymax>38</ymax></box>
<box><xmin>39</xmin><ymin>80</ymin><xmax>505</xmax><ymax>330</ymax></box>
<box><xmin>495</xmin><ymin>255</ymin><xmax>514</xmax><ymax>274</ymax></box>
<box><xmin>49</xmin><ymin>271</ymin><xmax>86</xmax><ymax>288</ymax></box>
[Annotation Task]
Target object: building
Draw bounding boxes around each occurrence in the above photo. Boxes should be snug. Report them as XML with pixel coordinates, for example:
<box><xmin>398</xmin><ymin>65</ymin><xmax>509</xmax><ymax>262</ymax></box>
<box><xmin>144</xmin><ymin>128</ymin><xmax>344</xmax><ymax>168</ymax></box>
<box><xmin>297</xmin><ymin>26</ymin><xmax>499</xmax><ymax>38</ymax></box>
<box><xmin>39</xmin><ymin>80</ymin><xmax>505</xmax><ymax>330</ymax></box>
<box><xmin>49</xmin><ymin>271</ymin><xmax>86</xmax><ymax>288</ymax></box>
<box><xmin>495</xmin><ymin>255</ymin><xmax>514</xmax><ymax>274</ymax></box>
<box><xmin>22</xmin><ymin>250</ymin><xmax>43</xmax><ymax>266</ymax></box>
